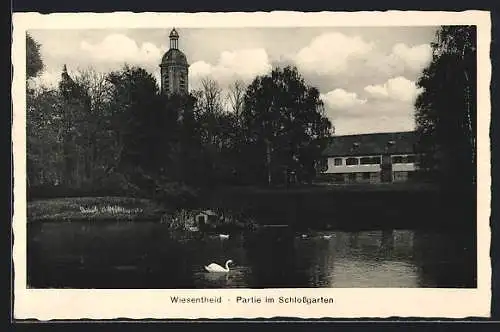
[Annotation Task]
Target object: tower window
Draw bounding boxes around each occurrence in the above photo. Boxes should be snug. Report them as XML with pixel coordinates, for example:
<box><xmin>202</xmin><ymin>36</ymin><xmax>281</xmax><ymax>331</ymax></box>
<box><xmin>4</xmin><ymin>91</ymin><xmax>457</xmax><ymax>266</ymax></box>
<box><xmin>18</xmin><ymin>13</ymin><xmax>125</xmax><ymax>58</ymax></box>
<box><xmin>179</xmin><ymin>76</ymin><xmax>186</xmax><ymax>91</ymax></box>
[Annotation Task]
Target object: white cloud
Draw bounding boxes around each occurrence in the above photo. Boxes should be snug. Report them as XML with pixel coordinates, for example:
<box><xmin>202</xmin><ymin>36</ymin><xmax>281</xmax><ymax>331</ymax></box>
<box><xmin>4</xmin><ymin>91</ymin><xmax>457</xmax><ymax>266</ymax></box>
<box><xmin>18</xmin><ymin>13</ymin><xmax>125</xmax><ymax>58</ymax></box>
<box><xmin>80</xmin><ymin>34</ymin><xmax>162</xmax><ymax>64</ymax></box>
<box><xmin>334</xmin><ymin>115</ymin><xmax>415</xmax><ymax>136</ymax></box>
<box><xmin>391</xmin><ymin>43</ymin><xmax>432</xmax><ymax>72</ymax></box>
<box><xmin>321</xmin><ymin>88</ymin><xmax>367</xmax><ymax>110</ymax></box>
<box><xmin>365</xmin><ymin>43</ymin><xmax>432</xmax><ymax>77</ymax></box>
<box><xmin>324</xmin><ymin>98</ymin><xmax>417</xmax><ymax>135</ymax></box>
<box><xmin>364</xmin><ymin>76</ymin><xmax>423</xmax><ymax>103</ymax></box>
<box><xmin>363</xmin><ymin>84</ymin><xmax>388</xmax><ymax>99</ymax></box>
<box><xmin>294</xmin><ymin>32</ymin><xmax>374</xmax><ymax>75</ymax></box>
<box><xmin>189</xmin><ymin>48</ymin><xmax>272</xmax><ymax>89</ymax></box>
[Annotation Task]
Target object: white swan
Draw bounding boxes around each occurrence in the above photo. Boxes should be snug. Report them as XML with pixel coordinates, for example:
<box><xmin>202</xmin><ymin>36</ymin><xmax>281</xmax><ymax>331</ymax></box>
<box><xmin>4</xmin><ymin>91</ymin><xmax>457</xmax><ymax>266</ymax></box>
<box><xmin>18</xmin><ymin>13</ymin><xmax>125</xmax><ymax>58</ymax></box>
<box><xmin>204</xmin><ymin>259</ymin><xmax>233</xmax><ymax>273</ymax></box>
<box><xmin>219</xmin><ymin>234</ymin><xmax>230</xmax><ymax>239</ymax></box>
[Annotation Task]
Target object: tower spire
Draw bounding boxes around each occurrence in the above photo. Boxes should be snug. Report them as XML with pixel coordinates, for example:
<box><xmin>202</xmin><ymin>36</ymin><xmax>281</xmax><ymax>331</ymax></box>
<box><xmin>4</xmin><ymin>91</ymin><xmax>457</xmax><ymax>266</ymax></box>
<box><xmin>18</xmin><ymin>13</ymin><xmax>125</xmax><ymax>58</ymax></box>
<box><xmin>169</xmin><ymin>28</ymin><xmax>179</xmax><ymax>49</ymax></box>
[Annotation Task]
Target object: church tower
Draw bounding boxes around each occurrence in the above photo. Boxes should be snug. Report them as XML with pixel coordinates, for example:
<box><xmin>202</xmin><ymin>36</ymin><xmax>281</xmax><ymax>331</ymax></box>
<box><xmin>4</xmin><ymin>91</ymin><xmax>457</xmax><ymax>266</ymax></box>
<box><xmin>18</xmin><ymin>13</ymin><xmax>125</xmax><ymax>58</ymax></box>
<box><xmin>160</xmin><ymin>28</ymin><xmax>189</xmax><ymax>96</ymax></box>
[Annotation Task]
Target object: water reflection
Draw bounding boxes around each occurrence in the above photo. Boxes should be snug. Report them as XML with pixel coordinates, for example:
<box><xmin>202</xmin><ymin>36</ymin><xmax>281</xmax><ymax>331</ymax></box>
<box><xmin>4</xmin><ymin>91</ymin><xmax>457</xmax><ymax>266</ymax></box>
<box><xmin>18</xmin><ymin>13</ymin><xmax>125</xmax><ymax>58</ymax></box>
<box><xmin>27</xmin><ymin>222</ymin><xmax>476</xmax><ymax>289</ymax></box>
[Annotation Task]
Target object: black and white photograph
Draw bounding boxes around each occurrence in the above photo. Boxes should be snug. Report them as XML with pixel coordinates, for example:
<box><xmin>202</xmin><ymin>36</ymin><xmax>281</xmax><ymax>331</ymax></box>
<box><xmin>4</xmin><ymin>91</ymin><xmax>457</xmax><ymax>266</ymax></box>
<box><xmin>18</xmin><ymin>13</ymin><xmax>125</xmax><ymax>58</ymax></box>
<box><xmin>13</xmin><ymin>11</ymin><xmax>491</xmax><ymax>319</ymax></box>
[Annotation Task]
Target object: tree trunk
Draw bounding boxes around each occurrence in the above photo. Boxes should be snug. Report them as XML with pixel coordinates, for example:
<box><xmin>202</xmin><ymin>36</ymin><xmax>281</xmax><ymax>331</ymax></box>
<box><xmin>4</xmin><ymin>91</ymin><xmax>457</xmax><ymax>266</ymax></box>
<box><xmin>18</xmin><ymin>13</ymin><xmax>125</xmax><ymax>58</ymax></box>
<box><xmin>266</xmin><ymin>139</ymin><xmax>272</xmax><ymax>186</ymax></box>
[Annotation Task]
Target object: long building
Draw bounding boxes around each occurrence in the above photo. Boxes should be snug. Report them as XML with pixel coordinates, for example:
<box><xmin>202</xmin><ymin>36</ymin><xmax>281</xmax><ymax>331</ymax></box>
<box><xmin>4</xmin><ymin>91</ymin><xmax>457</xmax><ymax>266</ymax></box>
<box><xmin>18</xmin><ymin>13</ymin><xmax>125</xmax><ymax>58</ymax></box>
<box><xmin>317</xmin><ymin>131</ymin><xmax>419</xmax><ymax>184</ymax></box>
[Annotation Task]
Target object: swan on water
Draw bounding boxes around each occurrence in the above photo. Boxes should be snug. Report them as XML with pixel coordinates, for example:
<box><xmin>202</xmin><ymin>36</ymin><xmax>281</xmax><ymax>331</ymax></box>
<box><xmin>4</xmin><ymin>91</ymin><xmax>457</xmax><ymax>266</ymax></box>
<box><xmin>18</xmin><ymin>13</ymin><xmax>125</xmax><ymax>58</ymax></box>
<box><xmin>205</xmin><ymin>259</ymin><xmax>233</xmax><ymax>273</ymax></box>
<box><xmin>219</xmin><ymin>234</ymin><xmax>230</xmax><ymax>239</ymax></box>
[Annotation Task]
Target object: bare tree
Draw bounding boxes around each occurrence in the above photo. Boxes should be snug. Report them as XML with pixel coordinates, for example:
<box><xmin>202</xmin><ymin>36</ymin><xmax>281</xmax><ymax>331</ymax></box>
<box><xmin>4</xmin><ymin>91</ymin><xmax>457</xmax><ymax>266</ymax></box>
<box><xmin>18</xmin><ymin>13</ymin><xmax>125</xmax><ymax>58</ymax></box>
<box><xmin>195</xmin><ymin>78</ymin><xmax>224</xmax><ymax>146</ymax></box>
<box><xmin>226</xmin><ymin>79</ymin><xmax>246</xmax><ymax>117</ymax></box>
<box><xmin>72</xmin><ymin>68</ymin><xmax>113</xmax><ymax>183</ymax></box>
<box><xmin>74</xmin><ymin>68</ymin><xmax>111</xmax><ymax>112</ymax></box>
<box><xmin>199</xmin><ymin>77</ymin><xmax>223</xmax><ymax>115</ymax></box>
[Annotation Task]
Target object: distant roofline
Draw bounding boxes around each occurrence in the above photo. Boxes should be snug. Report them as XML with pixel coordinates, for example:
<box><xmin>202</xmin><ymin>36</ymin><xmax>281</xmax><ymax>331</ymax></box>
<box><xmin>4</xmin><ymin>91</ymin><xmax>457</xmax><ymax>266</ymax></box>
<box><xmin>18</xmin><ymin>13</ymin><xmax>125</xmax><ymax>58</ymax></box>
<box><xmin>321</xmin><ymin>130</ymin><xmax>418</xmax><ymax>157</ymax></box>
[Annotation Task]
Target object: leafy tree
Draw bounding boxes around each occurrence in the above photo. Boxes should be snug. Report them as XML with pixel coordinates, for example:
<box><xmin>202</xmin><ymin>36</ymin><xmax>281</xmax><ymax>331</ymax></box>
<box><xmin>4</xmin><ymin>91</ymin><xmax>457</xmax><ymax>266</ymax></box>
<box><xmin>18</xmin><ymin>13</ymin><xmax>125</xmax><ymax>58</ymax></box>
<box><xmin>104</xmin><ymin>66</ymin><xmax>205</xmax><ymax>195</ymax></box>
<box><xmin>241</xmin><ymin>66</ymin><xmax>333</xmax><ymax>185</ymax></box>
<box><xmin>26</xmin><ymin>86</ymin><xmax>64</xmax><ymax>187</ymax></box>
<box><xmin>26</xmin><ymin>34</ymin><xmax>50</xmax><ymax>188</ymax></box>
<box><xmin>104</xmin><ymin>65</ymin><xmax>162</xmax><ymax>190</ymax></box>
<box><xmin>414</xmin><ymin>26</ymin><xmax>476</xmax><ymax>189</ymax></box>
<box><xmin>26</xmin><ymin>33</ymin><xmax>44</xmax><ymax>79</ymax></box>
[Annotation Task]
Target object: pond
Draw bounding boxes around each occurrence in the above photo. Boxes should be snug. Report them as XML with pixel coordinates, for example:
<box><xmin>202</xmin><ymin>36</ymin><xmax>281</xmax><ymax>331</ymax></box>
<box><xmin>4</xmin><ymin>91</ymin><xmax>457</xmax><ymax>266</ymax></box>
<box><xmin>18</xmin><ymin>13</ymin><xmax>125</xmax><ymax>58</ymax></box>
<box><xmin>27</xmin><ymin>222</ymin><xmax>476</xmax><ymax>288</ymax></box>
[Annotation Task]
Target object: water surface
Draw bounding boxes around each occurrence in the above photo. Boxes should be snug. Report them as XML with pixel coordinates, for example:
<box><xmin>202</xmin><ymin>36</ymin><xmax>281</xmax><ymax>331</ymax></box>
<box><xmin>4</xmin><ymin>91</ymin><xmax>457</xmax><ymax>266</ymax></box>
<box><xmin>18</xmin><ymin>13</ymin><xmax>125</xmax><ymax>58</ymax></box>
<box><xmin>27</xmin><ymin>222</ymin><xmax>476</xmax><ymax>288</ymax></box>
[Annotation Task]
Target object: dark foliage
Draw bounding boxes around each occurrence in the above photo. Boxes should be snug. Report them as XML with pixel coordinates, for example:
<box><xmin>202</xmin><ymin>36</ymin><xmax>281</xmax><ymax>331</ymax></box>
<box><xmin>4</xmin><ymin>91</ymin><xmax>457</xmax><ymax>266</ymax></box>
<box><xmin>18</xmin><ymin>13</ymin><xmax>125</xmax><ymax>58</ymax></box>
<box><xmin>26</xmin><ymin>33</ymin><xmax>44</xmax><ymax>79</ymax></box>
<box><xmin>414</xmin><ymin>26</ymin><xmax>477</xmax><ymax>190</ymax></box>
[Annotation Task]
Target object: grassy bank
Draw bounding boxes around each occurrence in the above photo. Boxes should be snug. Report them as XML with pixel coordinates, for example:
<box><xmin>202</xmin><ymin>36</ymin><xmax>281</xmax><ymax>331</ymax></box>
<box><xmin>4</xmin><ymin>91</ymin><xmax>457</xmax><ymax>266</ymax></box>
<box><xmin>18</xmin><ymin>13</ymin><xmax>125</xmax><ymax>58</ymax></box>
<box><xmin>27</xmin><ymin>197</ymin><xmax>166</xmax><ymax>223</ymax></box>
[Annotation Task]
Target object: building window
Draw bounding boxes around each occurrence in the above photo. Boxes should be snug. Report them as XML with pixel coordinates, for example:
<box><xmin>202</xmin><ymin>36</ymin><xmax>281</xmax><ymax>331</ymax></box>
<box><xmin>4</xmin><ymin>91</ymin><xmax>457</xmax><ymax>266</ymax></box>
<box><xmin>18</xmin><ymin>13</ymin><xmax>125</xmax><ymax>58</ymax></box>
<box><xmin>334</xmin><ymin>158</ymin><xmax>343</xmax><ymax>166</ymax></box>
<box><xmin>348</xmin><ymin>173</ymin><xmax>356</xmax><ymax>182</ymax></box>
<box><xmin>360</xmin><ymin>157</ymin><xmax>371</xmax><ymax>165</ymax></box>
<box><xmin>360</xmin><ymin>156</ymin><xmax>381</xmax><ymax>165</ymax></box>
<box><xmin>392</xmin><ymin>156</ymin><xmax>403</xmax><ymax>164</ymax></box>
<box><xmin>406</xmin><ymin>155</ymin><xmax>416</xmax><ymax>163</ymax></box>
<box><xmin>362</xmin><ymin>172</ymin><xmax>370</xmax><ymax>180</ymax></box>
<box><xmin>346</xmin><ymin>157</ymin><xmax>359</xmax><ymax>165</ymax></box>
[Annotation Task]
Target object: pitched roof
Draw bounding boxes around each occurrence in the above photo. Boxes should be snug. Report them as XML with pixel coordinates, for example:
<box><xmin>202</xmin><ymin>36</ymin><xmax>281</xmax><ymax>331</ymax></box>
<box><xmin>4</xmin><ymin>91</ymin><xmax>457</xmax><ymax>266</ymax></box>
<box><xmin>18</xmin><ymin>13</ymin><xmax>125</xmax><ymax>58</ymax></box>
<box><xmin>322</xmin><ymin>131</ymin><xmax>418</xmax><ymax>157</ymax></box>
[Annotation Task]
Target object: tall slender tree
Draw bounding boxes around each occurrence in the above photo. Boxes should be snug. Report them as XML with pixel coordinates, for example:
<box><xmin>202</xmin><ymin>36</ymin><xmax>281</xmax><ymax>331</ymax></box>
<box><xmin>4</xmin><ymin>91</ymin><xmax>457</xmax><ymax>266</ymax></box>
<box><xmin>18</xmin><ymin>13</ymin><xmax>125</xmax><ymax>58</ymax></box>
<box><xmin>414</xmin><ymin>26</ymin><xmax>476</xmax><ymax>189</ymax></box>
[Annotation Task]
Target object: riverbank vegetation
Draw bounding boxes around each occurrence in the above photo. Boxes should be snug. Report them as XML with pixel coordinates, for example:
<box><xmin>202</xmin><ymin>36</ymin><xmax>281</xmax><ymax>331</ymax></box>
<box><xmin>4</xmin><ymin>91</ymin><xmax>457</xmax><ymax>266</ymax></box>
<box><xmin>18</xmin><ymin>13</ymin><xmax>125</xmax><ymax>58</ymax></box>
<box><xmin>27</xmin><ymin>195</ymin><xmax>260</xmax><ymax>231</ymax></box>
<box><xmin>27</xmin><ymin>197</ymin><xmax>166</xmax><ymax>223</ymax></box>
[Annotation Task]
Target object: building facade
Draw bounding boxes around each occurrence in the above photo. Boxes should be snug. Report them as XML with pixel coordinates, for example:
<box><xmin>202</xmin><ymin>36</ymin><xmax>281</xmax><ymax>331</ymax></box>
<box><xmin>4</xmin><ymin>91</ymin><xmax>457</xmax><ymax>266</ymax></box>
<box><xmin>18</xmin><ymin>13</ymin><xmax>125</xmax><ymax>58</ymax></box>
<box><xmin>317</xmin><ymin>131</ymin><xmax>419</xmax><ymax>184</ymax></box>
<box><xmin>160</xmin><ymin>28</ymin><xmax>189</xmax><ymax>96</ymax></box>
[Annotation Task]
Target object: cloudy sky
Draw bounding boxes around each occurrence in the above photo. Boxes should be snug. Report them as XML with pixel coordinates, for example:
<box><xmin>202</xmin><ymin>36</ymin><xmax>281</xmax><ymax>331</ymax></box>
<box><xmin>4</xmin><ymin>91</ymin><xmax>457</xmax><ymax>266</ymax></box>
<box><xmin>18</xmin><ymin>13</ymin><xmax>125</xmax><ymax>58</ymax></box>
<box><xmin>29</xmin><ymin>26</ymin><xmax>438</xmax><ymax>135</ymax></box>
